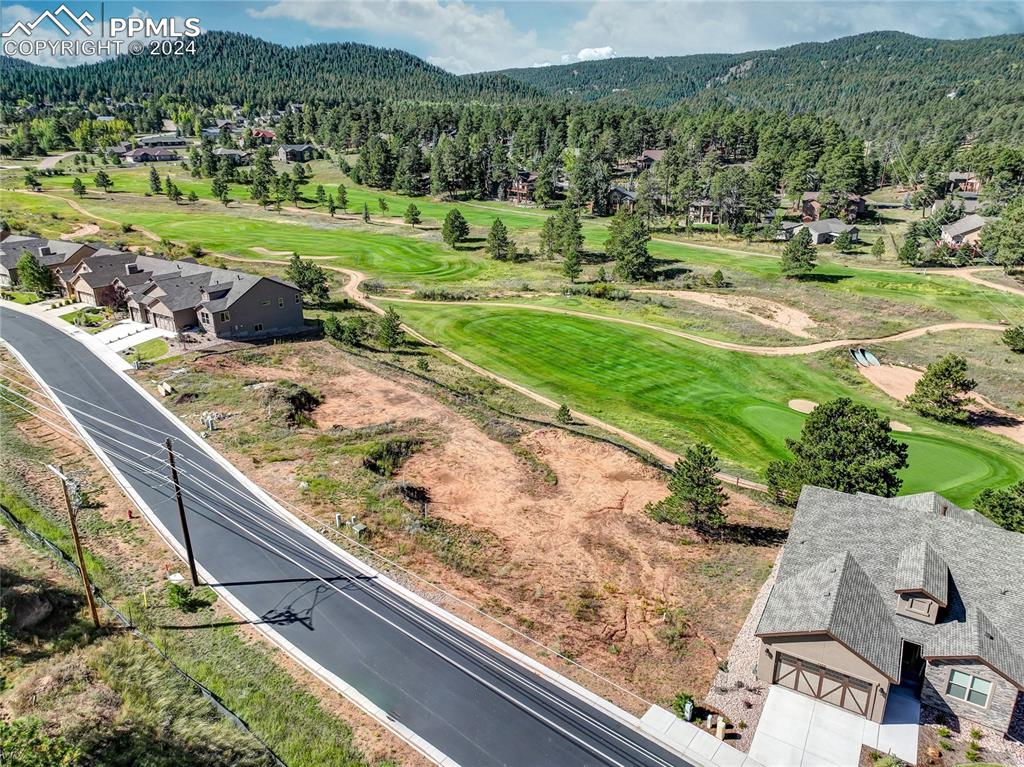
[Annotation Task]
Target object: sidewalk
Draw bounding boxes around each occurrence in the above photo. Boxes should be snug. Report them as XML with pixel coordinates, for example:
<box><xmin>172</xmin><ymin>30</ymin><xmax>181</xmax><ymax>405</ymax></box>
<box><xmin>1</xmin><ymin>298</ymin><xmax>131</xmax><ymax>371</ymax></box>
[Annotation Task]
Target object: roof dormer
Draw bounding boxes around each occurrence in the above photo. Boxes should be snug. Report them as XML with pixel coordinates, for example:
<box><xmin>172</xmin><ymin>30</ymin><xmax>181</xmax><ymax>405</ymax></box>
<box><xmin>894</xmin><ymin>541</ymin><xmax>948</xmax><ymax>624</ymax></box>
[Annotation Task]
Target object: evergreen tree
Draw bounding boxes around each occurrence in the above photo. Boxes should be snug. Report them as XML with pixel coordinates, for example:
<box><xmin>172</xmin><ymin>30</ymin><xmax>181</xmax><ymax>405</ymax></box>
<box><xmin>93</xmin><ymin>169</ymin><xmax>112</xmax><ymax>193</ymax></box>
<box><xmin>442</xmin><ymin>209</ymin><xmax>470</xmax><ymax>247</ymax></box>
<box><xmin>649</xmin><ymin>444</ymin><xmax>728</xmax><ymax>534</ymax></box>
<box><xmin>871</xmin><ymin>237</ymin><xmax>886</xmax><ymax>260</ymax></box>
<box><xmin>285</xmin><ymin>252</ymin><xmax>330</xmax><ymax>305</ymax></box>
<box><xmin>556</xmin><ymin>404</ymin><xmax>572</xmax><ymax>424</ymax></box>
<box><xmin>187</xmin><ymin>190</ymin><xmax>198</xmax><ymax>204</ymax></box>
<box><xmin>539</xmin><ymin>216</ymin><xmax>558</xmax><ymax>259</ymax></box>
<box><xmin>378</xmin><ymin>197</ymin><xmax>389</xmax><ymax>214</ymax></box>
<box><xmin>898</xmin><ymin>236</ymin><xmax>923</xmax><ymax>266</ymax></box>
<box><xmin>485</xmin><ymin>218</ymin><xmax>516</xmax><ymax>261</ymax></box>
<box><xmin>553</xmin><ymin>201</ymin><xmax>583</xmax><ymax>260</ymax></box>
<box><xmin>315</xmin><ymin>184</ymin><xmax>326</xmax><ymax>207</ymax></box>
<box><xmin>562</xmin><ymin>248</ymin><xmax>582</xmax><ymax>283</ymax></box>
<box><xmin>71</xmin><ymin>177</ymin><xmax>86</xmax><ymax>197</ymax></box>
<box><xmin>833</xmin><ymin>230</ymin><xmax>854</xmax><ymax>253</ymax></box>
<box><xmin>15</xmin><ymin>251</ymin><xmax>53</xmax><ymax>293</ymax></box>
<box><xmin>403</xmin><ymin>203</ymin><xmax>422</xmax><ymax>226</ymax></box>
<box><xmin>607</xmin><ymin>208</ymin><xmax>653</xmax><ymax>281</ymax></box>
<box><xmin>148</xmin><ymin>165</ymin><xmax>162</xmax><ymax>195</ymax></box>
<box><xmin>765</xmin><ymin>398</ymin><xmax>908</xmax><ymax>505</ymax></box>
<box><xmin>327</xmin><ymin>194</ymin><xmax>337</xmax><ymax>217</ymax></box>
<box><xmin>974</xmin><ymin>480</ymin><xmax>1024</xmax><ymax>533</ymax></box>
<box><xmin>1002</xmin><ymin>325</ymin><xmax>1024</xmax><ymax>354</ymax></box>
<box><xmin>336</xmin><ymin>184</ymin><xmax>348</xmax><ymax>212</ymax></box>
<box><xmin>377</xmin><ymin>306</ymin><xmax>403</xmax><ymax>350</ymax></box>
<box><xmin>780</xmin><ymin>227</ymin><xmax>816</xmax><ymax>277</ymax></box>
<box><xmin>907</xmin><ymin>354</ymin><xmax>976</xmax><ymax>423</ymax></box>
<box><xmin>362</xmin><ymin>202</ymin><xmax>370</xmax><ymax>223</ymax></box>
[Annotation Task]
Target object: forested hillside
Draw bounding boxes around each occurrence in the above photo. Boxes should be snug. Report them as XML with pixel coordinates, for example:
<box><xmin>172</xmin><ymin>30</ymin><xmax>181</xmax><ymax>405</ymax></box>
<box><xmin>0</xmin><ymin>31</ymin><xmax>538</xmax><ymax>105</ymax></box>
<box><xmin>497</xmin><ymin>32</ymin><xmax>1024</xmax><ymax>143</ymax></box>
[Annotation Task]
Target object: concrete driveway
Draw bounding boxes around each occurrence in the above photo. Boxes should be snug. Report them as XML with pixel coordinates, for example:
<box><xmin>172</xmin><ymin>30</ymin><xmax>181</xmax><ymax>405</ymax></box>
<box><xmin>749</xmin><ymin>686</ymin><xmax>919</xmax><ymax>767</ymax></box>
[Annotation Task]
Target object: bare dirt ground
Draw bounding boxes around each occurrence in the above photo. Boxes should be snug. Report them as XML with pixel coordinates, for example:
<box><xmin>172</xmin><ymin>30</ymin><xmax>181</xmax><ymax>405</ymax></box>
<box><xmin>637</xmin><ymin>290</ymin><xmax>818</xmax><ymax>338</ymax></box>
<box><xmin>183</xmin><ymin>343</ymin><xmax>786</xmax><ymax>708</ymax></box>
<box><xmin>250</xmin><ymin>246</ymin><xmax>295</xmax><ymax>257</ymax></box>
<box><xmin>861</xmin><ymin>364</ymin><xmax>1024</xmax><ymax>446</ymax></box>
<box><xmin>62</xmin><ymin>222</ymin><xmax>100</xmax><ymax>239</ymax></box>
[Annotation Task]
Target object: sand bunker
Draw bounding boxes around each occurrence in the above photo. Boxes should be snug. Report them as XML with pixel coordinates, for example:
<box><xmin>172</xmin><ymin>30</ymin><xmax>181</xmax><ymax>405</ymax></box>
<box><xmin>889</xmin><ymin>421</ymin><xmax>912</xmax><ymax>432</ymax></box>
<box><xmin>788</xmin><ymin>399</ymin><xmax>818</xmax><ymax>413</ymax></box>
<box><xmin>861</xmin><ymin>364</ymin><xmax>1024</xmax><ymax>446</ymax></box>
<box><xmin>638</xmin><ymin>290</ymin><xmax>818</xmax><ymax>338</ymax></box>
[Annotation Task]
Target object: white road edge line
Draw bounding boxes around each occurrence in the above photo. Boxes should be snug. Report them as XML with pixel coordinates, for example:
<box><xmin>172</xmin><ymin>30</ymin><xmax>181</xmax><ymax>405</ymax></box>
<box><xmin>1</xmin><ymin>300</ymin><xmax>716</xmax><ymax>767</ymax></box>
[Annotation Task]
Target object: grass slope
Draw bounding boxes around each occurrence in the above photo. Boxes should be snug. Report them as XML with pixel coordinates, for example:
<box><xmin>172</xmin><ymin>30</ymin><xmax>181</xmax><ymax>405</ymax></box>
<box><xmin>389</xmin><ymin>302</ymin><xmax>1024</xmax><ymax>505</ymax></box>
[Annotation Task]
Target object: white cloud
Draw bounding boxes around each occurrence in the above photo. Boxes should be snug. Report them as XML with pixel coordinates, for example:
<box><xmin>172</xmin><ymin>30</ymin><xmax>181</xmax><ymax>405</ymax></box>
<box><xmin>561</xmin><ymin>45</ymin><xmax>615</xmax><ymax>64</ymax></box>
<box><xmin>248</xmin><ymin>0</ymin><xmax>557</xmax><ymax>73</ymax></box>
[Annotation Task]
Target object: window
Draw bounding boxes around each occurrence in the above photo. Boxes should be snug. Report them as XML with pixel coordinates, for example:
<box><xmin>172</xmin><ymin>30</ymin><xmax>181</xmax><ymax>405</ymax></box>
<box><xmin>219</xmin><ymin>311</ymin><xmax>230</xmax><ymax>322</ymax></box>
<box><xmin>946</xmin><ymin>670</ymin><xmax>992</xmax><ymax>707</ymax></box>
<box><xmin>254</xmin><ymin>323</ymin><xmax>263</xmax><ymax>332</ymax></box>
<box><xmin>907</xmin><ymin>597</ymin><xmax>932</xmax><ymax>615</ymax></box>
<box><xmin>200</xmin><ymin>311</ymin><xmax>211</xmax><ymax>323</ymax></box>
<box><xmin>294</xmin><ymin>294</ymin><xmax>301</xmax><ymax>304</ymax></box>
<box><xmin>278</xmin><ymin>297</ymin><xmax>285</xmax><ymax>307</ymax></box>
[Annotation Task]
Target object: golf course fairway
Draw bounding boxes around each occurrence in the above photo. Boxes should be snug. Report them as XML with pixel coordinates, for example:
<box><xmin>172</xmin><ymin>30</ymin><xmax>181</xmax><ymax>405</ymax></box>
<box><xmin>390</xmin><ymin>301</ymin><xmax>1024</xmax><ymax>506</ymax></box>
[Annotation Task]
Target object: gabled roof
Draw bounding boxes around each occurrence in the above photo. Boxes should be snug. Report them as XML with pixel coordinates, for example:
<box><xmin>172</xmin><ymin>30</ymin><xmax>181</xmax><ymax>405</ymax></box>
<box><xmin>0</xmin><ymin>238</ymin><xmax>90</xmax><ymax>269</ymax></box>
<box><xmin>806</xmin><ymin>218</ymin><xmax>856</xmax><ymax>235</ymax></box>
<box><xmin>940</xmin><ymin>214</ymin><xmax>986</xmax><ymax>238</ymax></box>
<box><xmin>759</xmin><ymin>486</ymin><xmax>1024</xmax><ymax>689</ymax></box>
<box><xmin>280</xmin><ymin>143</ymin><xmax>314</xmax><ymax>152</ymax></box>
<box><xmin>894</xmin><ymin>541</ymin><xmax>949</xmax><ymax>606</ymax></box>
<box><xmin>757</xmin><ymin>552</ymin><xmax>903</xmax><ymax>681</ymax></box>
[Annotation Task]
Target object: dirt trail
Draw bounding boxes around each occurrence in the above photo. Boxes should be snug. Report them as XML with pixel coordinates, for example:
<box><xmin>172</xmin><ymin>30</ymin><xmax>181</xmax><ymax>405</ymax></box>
<box><xmin>62</xmin><ymin>222</ymin><xmax>100</xmax><ymax>239</ymax></box>
<box><xmin>860</xmin><ymin>364</ymin><xmax>1024</xmax><ymax>446</ymax></box>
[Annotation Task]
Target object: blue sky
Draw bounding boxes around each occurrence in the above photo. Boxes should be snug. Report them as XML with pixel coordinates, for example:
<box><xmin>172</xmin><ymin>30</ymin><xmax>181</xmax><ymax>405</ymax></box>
<box><xmin>3</xmin><ymin>1</ymin><xmax>1023</xmax><ymax>72</ymax></box>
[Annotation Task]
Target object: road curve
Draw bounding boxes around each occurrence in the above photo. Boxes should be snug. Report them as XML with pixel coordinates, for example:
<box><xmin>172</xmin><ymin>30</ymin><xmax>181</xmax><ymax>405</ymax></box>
<box><xmin>0</xmin><ymin>305</ymin><xmax>699</xmax><ymax>767</ymax></box>
<box><xmin>37</xmin><ymin>150</ymin><xmax>80</xmax><ymax>169</ymax></box>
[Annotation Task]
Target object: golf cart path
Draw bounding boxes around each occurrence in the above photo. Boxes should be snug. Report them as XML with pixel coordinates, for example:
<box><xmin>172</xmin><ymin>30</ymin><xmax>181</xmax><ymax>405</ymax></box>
<box><xmin>37</xmin><ymin>150</ymin><xmax>80</xmax><ymax>169</ymax></box>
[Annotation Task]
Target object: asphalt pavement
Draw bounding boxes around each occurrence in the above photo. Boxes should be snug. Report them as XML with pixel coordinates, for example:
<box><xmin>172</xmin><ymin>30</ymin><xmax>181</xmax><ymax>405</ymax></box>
<box><xmin>1</xmin><ymin>305</ymin><xmax>697</xmax><ymax>767</ymax></box>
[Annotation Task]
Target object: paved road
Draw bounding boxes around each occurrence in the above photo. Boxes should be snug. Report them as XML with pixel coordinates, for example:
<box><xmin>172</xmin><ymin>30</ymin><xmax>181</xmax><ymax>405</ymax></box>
<box><xmin>37</xmin><ymin>150</ymin><xmax>80</xmax><ymax>169</ymax></box>
<box><xmin>0</xmin><ymin>306</ymin><xmax>695</xmax><ymax>767</ymax></box>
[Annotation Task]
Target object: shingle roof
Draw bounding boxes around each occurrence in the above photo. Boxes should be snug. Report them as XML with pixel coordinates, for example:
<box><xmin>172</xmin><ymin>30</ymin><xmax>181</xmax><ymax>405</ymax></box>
<box><xmin>940</xmin><ymin>214</ymin><xmax>986</xmax><ymax>239</ymax></box>
<box><xmin>894</xmin><ymin>541</ymin><xmax>949</xmax><ymax>606</ymax></box>
<box><xmin>757</xmin><ymin>486</ymin><xmax>1024</xmax><ymax>689</ymax></box>
<box><xmin>757</xmin><ymin>551</ymin><xmax>903</xmax><ymax>680</ymax></box>
<box><xmin>806</xmin><ymin>218</ymin><xmax>856</xmax><ymax>235</ymax></box>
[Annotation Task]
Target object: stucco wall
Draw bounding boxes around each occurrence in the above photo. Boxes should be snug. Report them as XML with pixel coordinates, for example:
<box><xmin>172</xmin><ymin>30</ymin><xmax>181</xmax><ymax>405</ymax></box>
<box><xmin>922</xmin><ymin>659</ymin><xmax>1021</xmax><ymax>734</ymax></box>
<box><xmin>757</xmin><ymin>636</ymin><xmax>890</xmax><ymax>723</ymax></box>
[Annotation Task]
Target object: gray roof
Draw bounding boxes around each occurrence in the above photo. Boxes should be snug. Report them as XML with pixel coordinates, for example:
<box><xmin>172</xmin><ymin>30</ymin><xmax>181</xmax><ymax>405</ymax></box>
<box><xmin>757</xmin><ymin>551</ymin><xmax>903</xmax><ymax>680</ymax></box>
<box><xmin>894</xmin><ymin>541</ymin><xmax>949</xmax><ymax>606</ymax></box>
<box><xmin>0</xmin><ymin>237</ymin><xmax>89</xmax><ymax>269</ymax></box>
<box><xmin>125</xmin><ymin>259</ymin><xmax>297</xmax><ymax>314</ymax></box>
<box><xmin>940</xmin><ymin>214</ymin><xmax>986</xmax><ymax>239</ymax></box>
<box><xmin>806</xmin><ymin>218</ymin><xmax>857</xmax><ymax>235</ymax></box>
<box><xmin>757</xmin><ymin>486</ymin><xmax>1024</xmax><ymax>688</ymax></box>
<box><xmin>71</xmin><ymin>251</ymin><xmax>148</xmax><ymax>289</ymax></box>
<box><xmin>280</xmin><ymin>143</ymin><xmax>315</xmax><ymax>152</ymax></box>
<box><xmin>124</xmin><ymin>147</ymin><xmax>179</xmax><ymax>160</ymax></box>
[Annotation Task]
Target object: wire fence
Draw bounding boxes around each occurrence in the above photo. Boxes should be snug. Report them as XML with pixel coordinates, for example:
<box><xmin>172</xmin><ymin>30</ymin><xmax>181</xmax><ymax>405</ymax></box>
<box><xmin>0</xmin><ymin>502</ymin><xmax>287</xmax><ymax>767</ymax></box>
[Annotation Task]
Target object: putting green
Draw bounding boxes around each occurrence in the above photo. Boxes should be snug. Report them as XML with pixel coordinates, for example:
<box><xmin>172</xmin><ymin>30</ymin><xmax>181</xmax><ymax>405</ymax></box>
<box><xmin>390</xmin><ymin>301</ymin><xmax>1024</xmax><ymax>505</ymax></box>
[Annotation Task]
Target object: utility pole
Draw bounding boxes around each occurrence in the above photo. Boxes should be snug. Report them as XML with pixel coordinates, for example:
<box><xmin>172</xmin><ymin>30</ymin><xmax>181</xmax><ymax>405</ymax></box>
<box><xmin>49</xmin><ymin>464</ymin><xmax>100</xmax><ymax>628</ymax></box>
<box><xmin>165</xmin><ymin>438</ymin><xmax>199</xmax><ymax>587</ymax></box>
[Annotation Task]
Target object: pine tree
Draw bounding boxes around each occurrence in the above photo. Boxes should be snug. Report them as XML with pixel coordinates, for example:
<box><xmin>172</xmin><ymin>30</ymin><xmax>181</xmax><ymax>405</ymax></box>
<box><xmin>15</xmin><ymin>251</ymin><xmax>53</xmax><ymax>293</ymax></box>
<box><xmin>871</xmin><ymin>237</ymin><xmax>886</xmax><ymax>260</ymax></box>
<box><xmin>562</xmin><ymin>248</ymin><xmax>582</xmax><ymax>283</ymax></box>
<box><xmin>315</xmin><ymin>184</ymin><xmax>326</xmax><ymax>207</ymax></box>
<box><xmin>485</xmin><ymin>218</ymin><xmax>516</xmax><ymax>261</ymax></box>
<box><xmin>71</xmin><ymin>177</ymin><xmax>86</xmax><ymax>197</ymax></box>
<box><xmin>378</xmin><ymin>197</ymin><xmax>389</xmax><ymax>214</ymax></box>
<box><xmin>377</xmin><ymin>306</ymin><xmax>403</xmax><ymax>350</ymax></box>
<box><xmin>1002</xmin><ymin>326</ymin><xmax>1024</xmax><ymax>354</ymax></box>
<box><xmin>607</xmin><ymin>208</ymin><xmax>653</xmax><ymax>281</ymax></box>
<box><xmin>442</xmin><ymin>209</ymin><xmax>469</xmax><ymax>247</ymax></box>
<box><xmin>336</xmin><ymin>184</ymin><xmax>348</xmax><ymax>212</ymax></box>
<box><xmin>93</xmin><ymin>169</ymin><xmax>112</xmax><ymax>193</ymax></box>
<box><xmin>148</xmin><ymin>165</ymin><xmax>162</xmax><ymax>195</ymax></box>
<box><xmin>898</xmin><ymin>236</ymin><xmax>922</xmax><ymax>266</ymax></box>
<box><xmin>650</xmin><ymin>444</ymin><xmax>728</xmax><ymax>533</ymax></box>
<box><xmin>187</xmin><ymin>190</ymin><xmax>198</xmax><ymax>204</ymax></box>
<box><xmin>907</xmin><ymin>354</ymin><xmax>976</xmax><ymax>423</ymax></box>
<box><xmin>833</xmin><ymin>230</ymin><xmax>854</xmax><ymax>253</ymax></box>
<box><xmin>556</xmin><ymin>404</ymin><xmax>572</xmax><ymax>424</ymax></box>
<box><xmin>327</xmin><ymin>194</ymin><xmax>337</xmax><ymax>217</ymax></box>
<box><xmin>553</xmin><ymin>202</ymin><xmax>583</xmax><ymax>259</ymax></box>
<box><xmin>780</xmin><ymin>227</ymin><xmax>816</xmax><ymax>277</ymax></box>
<box><xmin>362</xmin><ymin>202</ymin><xmax>370</xmax><ymax>223</ymax></box>
<box><xmin>403</xmin><ymin>203</ymin><xmax>421</xmax><ymax>226</ymax></box>
<box><xmin>285</xmin><ymin>253</ymin><xmax>330</xmax><ymax>305</ymax></box>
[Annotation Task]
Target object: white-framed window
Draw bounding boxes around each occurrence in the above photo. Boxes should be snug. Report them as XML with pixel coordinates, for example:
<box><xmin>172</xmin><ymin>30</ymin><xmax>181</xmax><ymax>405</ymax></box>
<box><xmin>946</xmin><ymin>670</ymin><xmax>992</xmax><ymax>707</ymax></box>
<box><xmin>254</xmin><ymin>323</ymin><xmax>263</xmax><ymax>332</ymax></box>
<box><xmin>278</xmin><ymin>297</ymin><xmax>285</xmax><ymax>307</ymax></box>
<box><xmin>219</xmin><ymin>311</ymin><xmax>230</xmax><ymax>322</ymax></box>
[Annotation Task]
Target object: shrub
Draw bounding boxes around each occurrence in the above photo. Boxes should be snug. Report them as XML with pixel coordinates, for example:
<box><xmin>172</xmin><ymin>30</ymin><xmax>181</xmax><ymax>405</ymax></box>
<box><xmin>363</xmin><ymin>438</ymin><xmax>422</xmax><ymax>477</ymax></box>
<box><xmin>671</xmin><ymin>692</ymin><xmax>694</xmax><ymax>719</ymax></box>
<box><xmin>556</xmin><ymin>404</ymin><xmax>572</xmax><ymax>424</ymax></box>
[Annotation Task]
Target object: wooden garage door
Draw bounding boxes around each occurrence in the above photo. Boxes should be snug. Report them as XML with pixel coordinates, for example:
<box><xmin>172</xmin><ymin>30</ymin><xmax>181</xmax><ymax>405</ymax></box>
<box><xmin>773</xmin><ymin>653</ymin><xmax>871</xmax><ymax>716</ymax></box>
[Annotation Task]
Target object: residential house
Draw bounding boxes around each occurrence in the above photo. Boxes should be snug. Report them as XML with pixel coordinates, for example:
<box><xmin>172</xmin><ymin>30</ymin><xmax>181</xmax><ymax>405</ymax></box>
<box><xmin>118</xmin><ymin>258</ymin><xmax>305</xmax><ymax>341</ymax></box>
<box><xmin>754</xmin><ymin>486</ymin><xmax>1023</xmax><ymax>734</ymax></box>
<box><xmin>123</xmin><ymin>147</ymin><xmax>179</xmax><ymax>164</ymax></box>
<box><xmin>930</xmin><ymin>194</ymin><xmax>979</xmax><ymax>216</ymax></box>
<box><xmin>940</xmin><ymin>214</ymin><xmax>986</xmax><ymax>247</ymax></box>
<box><xmin>801</xmin><ymin>191</ymin><xmax>867</xmax><ymax>223</ymax></box>
<box><xmin>635</xmin><ymin>149</ymin><xmax>665</xmax><ymax>172</ymax></box>
<box><xmin>948</xmin><ymin>172</ymin><xmax>981</xmax><ymax>194</ymax></box>
<box><xmin>67</xmin><ymin>250</ymin><xmax>150</xmax><ymax>306</ymax></box>
<box><xmin>138</xmin><ymin>134</ymin><xmax>188</xmax><ymax>148</ymax></box>
<box><xmin>775</xmin><ymin>221</ymin><xmax>802</xmax><ymax>241</ymax></box>
<box><xmin>213</xmin><ymin>148</ymin><xmax>252</xmax><ymax>167</ymax></box>
<box><xmin>800</xmin><ymin>218</ymin><xmax>859</xmax><ymax>245</ymax></box>
<box><xmin>606</xmin><ymin>186</ymin><xmax>637</xmax><ymax>213</ymax></box>
<box><xmin>248</xmin><ymin>128</ymin><xmax>276</xmax><ymax>146</ymax></box>
<box><xmin>0</xmin><ymin>236</ymin><xmax>97</xmax><ymax>292</ymax></box>
<box><xmin>277</xmin><ymin>144</ymin><xmax>316</xmax><ymax>163</ymax></box>
<box><xmin>507</xmin><ymin>171</ymin><xmax>538</xmax><ymax>204</ymax></box>
<box><xmin>688</xmin><ymin>199</ymin><xmax>719</xmax><ymax>226</ymax></box>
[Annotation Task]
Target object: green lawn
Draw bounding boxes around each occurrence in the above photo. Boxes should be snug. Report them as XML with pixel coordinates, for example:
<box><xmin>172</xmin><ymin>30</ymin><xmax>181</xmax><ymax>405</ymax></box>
<box><xmin>125</xmin><ymin>337</ymin><xmax>169</xmax><ymax>361</ymax></box>
<box><xmin>388</xmin><ymin>301</ymin><xmax>1024</xmax><ymax>506</ymax></box>
<box><xmin>1</xmin><ymin>290</ymin><xmax>40</xmax><ymax>304</ymax></box>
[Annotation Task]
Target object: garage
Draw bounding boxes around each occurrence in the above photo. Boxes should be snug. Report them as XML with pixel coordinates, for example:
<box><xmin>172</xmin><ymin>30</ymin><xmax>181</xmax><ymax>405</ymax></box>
<box><xmin>773</xmin><ymin>652</ymin><xmax>872</xmax><ymax>716</ymax></box>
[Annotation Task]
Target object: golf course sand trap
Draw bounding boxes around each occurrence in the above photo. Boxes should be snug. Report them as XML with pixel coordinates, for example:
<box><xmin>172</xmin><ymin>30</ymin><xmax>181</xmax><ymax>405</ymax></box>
<box><xmin>861</xmin><ymin>364</ymin><xmax>1024</xmax><ymax>446</ymax></box>
<box><xmin>637</xmin><ymin>290</ymin><xmax>817</xmax><ymax>338</ymax></box>
<box><xmin>889</xmin><ymin>421</ymin><xmax>913</xmax><ymax>432</ymax></box>
<box><xmin>250</xmin><ymin>246</ymin><xmax>294</xmax><ymax>256</ymax></box>
<box><xmin>62</xmin><ymin>222</ymin><xmax>100</xmax><ymax>239</ymax></box>
<box><xmin>788</xmin><ymin>399</ymin><xmax>818</xmax><ymax>413</ymax></box>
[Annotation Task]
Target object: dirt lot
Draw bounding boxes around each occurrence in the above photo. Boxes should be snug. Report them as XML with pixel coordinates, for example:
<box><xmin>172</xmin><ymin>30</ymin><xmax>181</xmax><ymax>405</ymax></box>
<box><xmin>159</xmin><ymin>340</ymin><xmax>786</xmax><ymax>708</ymax></box>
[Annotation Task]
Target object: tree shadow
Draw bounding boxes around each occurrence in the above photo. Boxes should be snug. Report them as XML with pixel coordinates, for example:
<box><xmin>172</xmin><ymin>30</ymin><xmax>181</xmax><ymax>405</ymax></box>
<box><xmin>654</xmin><ymin>265</ymin><xmax>694</xmax><ymax>280</ymax></box>
<box><xmin>712</xmin><ymin>523</ymin><xmax>789</xmax><ymax>546</ymax></box>
<box><xmin>793</xmin><ymin>272</ymin><xmax>853</xmax><ymax>284</ymax></box>
<box><xmin>971</xmin><ymin>410</ymin><xmax>1022</xmax><ymax>429</ymax></box>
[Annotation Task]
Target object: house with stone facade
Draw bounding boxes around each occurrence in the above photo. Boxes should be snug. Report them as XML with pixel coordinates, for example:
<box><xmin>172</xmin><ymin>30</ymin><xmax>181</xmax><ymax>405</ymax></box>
<box><xmin>754</xmin><ymin>486</ymin><xmax>1023</xmax><ymax>735</ymax></box>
